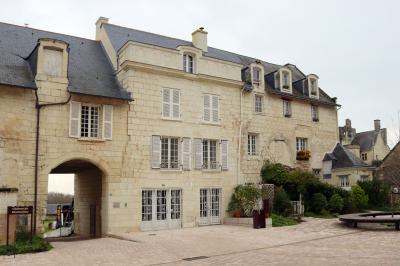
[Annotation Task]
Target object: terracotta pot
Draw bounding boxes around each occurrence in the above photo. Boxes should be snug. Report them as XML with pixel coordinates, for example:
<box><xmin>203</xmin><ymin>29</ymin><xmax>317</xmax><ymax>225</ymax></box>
<box><xmin>234</xmin><ymin>211</ymin><xmax>241</xmax><ymax>218</ymax></box>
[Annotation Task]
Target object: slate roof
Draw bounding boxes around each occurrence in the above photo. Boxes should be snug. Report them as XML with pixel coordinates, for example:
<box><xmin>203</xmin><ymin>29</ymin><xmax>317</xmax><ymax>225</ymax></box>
<box><xmin>324</xmin><ymin>143</ymin><xmax>370</xmax><ymax>169</ymax></box>
<box><xmin>0</xmin><ymin>22</ymin><xmax>132</xmax><ymax>101</ymax></box>
<box><xmin>103</xmin><ymin>23</ymin><xmax>337</xmax><ymax>106</ymax></box>
<box><xmin>351</xmin><ymin>130</ymin><xmax>379</xmax><ymax>152</ymax></box>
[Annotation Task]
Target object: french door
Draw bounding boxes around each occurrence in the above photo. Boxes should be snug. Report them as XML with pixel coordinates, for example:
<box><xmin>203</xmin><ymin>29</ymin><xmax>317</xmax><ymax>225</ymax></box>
<box><xmin>199</xmin><ymin>188</ymin><xmax>221</xmax><ymax>225</ymax></box>
<box><xmin>141</xmin><ymin>189</ymin><xmax>182</xmax><ymax>231</ymax></box>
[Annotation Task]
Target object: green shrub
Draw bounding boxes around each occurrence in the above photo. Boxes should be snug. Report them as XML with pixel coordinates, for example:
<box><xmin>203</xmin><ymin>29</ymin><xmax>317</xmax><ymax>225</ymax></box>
<box><xmin>343</xmin><ymin>195</ymin><xmax>358</xmax><ymax>213</ymax></box>
<box><xmin>271</xmin><ymin>213</ymin><xmax>298</xmax><ymax>227</ymax></box>
<box><xmin>352</xmin><ymin>185</ymin><xmax>369</xmax><ymax>209</ymax></box>
<box><xmin>228</xmin><ymin>184</ymin><xmax>262</xmax><ymax>217</ymax></box>
<box><xmin>311</xmin><ymin>193</ymin><xmax>328</xmax><ymax>213</ymax></box>
<box><xmin>0</xmin><ymin>232</ymin><xmax>52</xmax><ymax>255</ymax></box>
<box><xmin>273</xmin><ymin>188</ymin><xmax>292</xmax><ymax>217</ymax></box>
<box><xmin>329</xmin><ymin>193</ymin><xmax>344</xmax><ymax>213</ymax></box>
<box><xmin>357</xmin><ymin>180</ymin><xmax>390</xmax><ymax>208</ymax></box>
<box><xmin>260</xmin><ymin>161</ymin><xmax>290</xmax><ymax>186</ymax></box>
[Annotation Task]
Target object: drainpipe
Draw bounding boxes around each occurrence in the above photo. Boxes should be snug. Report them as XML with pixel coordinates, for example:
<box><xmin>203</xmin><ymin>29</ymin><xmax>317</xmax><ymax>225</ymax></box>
<box><xmin>237</xmin><ymin>87</ymin><xmax>245</xmax><ymax>185</ymax></box>
<box><xmin>33</xmin><ymin>90</ymin><xmax>71</xmax><ymax>234</ymax></box>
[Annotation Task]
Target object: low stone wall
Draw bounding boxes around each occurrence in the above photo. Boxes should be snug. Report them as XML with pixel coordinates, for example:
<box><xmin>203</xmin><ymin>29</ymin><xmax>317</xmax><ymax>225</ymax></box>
<box><xmin>0</xmin><ymin>189</ymin><xmax>18</xmax><ymax>245</ymax></box>
<box><xmin>224</xmin><ymin>217</ymin><xmax>272</xmax><ymax>228</ymax></box>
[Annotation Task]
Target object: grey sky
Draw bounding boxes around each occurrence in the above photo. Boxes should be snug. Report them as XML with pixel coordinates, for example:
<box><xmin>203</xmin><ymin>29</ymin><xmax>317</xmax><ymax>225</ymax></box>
<box><xmin>2</xmin><ymin>0</ymin><xmax>399</xmax><ymax>146</ymax></box>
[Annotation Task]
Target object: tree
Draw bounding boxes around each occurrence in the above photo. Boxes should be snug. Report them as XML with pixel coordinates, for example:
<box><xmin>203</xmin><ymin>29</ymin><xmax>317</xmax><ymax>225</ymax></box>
<box><xmin>311</xmin><ymin>193</ymin><xmax>328</xmax><ymax>213</ymax></box>
<box><xmin>351</xmin><ymin>185</ymin><xmax>368</xmax><ymax>209</ymax></box>
<box><xmin>329</xmin><ymin>193</ymin><xmax>344</xmax><ymax>213</ymax></box>
<box><xmin>47</xmin><ymin>192</ymin><xmax>73</xmax><ymax>204</ymax></box>
<box><xmin>273</xmin><ymin>188</ymin><xmax>292</xmax><ymax>217</ymax></box>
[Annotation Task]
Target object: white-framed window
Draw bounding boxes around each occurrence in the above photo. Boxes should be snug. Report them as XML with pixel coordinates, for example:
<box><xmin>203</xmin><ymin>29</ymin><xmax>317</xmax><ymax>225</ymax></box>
<box><xmin>252</xmin><ymin>67</ymin><xmax>261</xmax><ymax>85</ymax></box>
<box><xmin>311</xmin><ymin>105</ymin><xmax>319</xmax><ymax>121</ymax></box>
<box><xmin>360</xmin><ymin>175</ymin><xmax>369</xmax><ymax>182</ymax></box>
<box><xmin>203</xmin><ymin>94</ymin><xmax>219</xmax><ymax>123</ymax></box>
<box><xmin>339</xmin><ymin>175</ymin><xmax>350</xmax><ymax>188</ymax></box>
<box><xmin>141</xmin><ymin>190</ymin><xmax>153</xmax><ymax>221</ymax></box>
<box><xmin>361</xmin><ymin>153</ymin><xmax>368</xmax><ymax>161</ymax></box>
<box><xmin>183</xmin><ymin>54</ymin><xmax>194</xmax><ymax>73</ymax></box>
<box><xmin>43</xmin><ymin>48</ymin><xmax>63</xmax><ymax>77</ymax></box>
<box><xmin>247</xmin><ymin>134</ymin><xmax>257</xmax><ymax>156</ymax></box>
<box><xmin>162</xmin><ymin>88</ymin><xmax>180</xmax><ymax>119</ymax></box>
<box><xmin>254</xmin><ymin>94</ymin><xmax>263</xmax><ymax>113</ymax></box>
<box><xmin>310</xmin><ymin>78</ymin><xmax>318</xmax><ymax>96</ymax></box>
<box><xmin>282</xmin><ymin>70</ymin><xmax>291</xmax><ymax>90</ymax></box>
<box><xmin>283</xmin><ymin>100</ymin><xmax>292</xmax><ymax>117</ymax></box>
<box><xmin>69</xmin><ymin>102</ymin><xmax>113</xmax><ymax>140</ymax></box>
<box><xmin>203</xmin><ymin>139</ymin><xmax>218</xmax><ymax>169</ymax></box>
<box><xmin>296</xmin><ymin>137</ymin><xmax>308</xmax><ymax>152</ymax></box>
<box><xmin>161</xmin><ymin>137</ymin><xmax>180</xmax><ymax>169</ymax></box>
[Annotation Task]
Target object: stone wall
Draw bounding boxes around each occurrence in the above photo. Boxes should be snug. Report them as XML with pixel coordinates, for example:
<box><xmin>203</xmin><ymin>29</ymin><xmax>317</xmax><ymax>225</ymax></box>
<box><xmin>0</xmin><ymin>190</ymin><xmax>18</xmax><ymax>245</ymax></box>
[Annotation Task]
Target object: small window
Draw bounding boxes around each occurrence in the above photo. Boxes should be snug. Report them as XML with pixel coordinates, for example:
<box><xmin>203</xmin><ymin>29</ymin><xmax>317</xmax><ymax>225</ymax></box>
<box><xmin>203</xmin><ymin>94</ymin><xmax>219</xmax><ymax>123</ymax></box>
<box><xmin>183</xmin><ymin>54</ymin><xmax>194</xmax><ymax>73</ymax></box>
<box><xmin>339</xmin><ymin>175</ymin><xmax>350</xmax><ymax>188</ymax></box>
<box><xmin>311</xmin><ymin>105</ymin><xmax>319</xmax><ymax>121</ymax></box>
<box><xmin>360</xmin><ymin>175</ymin><xmax>369</xmax><ymax>182</ymax></box>
<box><xmin>313</xmin><ymin>169</ymin><xmax>321</xmax><ymax>177</ymax></box>
<box><xmin>253</xmin><ymin>67</ymin><xmax>261</xmax><ymax>85</ymax></box>
<box><xmin>282</xmin><ymin>71</ymin><xmax>291</xmax><ymax>90</ymax></box>
<box><xmin>361</xmin><ymin>153</ymin><xmax>368</xmax><ymax>161</ymax></box>
<box><xmin>80</xmin><ymin>104</ymin><xmax>100</xmax><ymax>138</ymax></box>
<box><xmin>254</xmin><ymin>95</ymin><xmax>263</xmax><ymax>113</ymax></box>
<box><xmin>43</xmin><ymin>48</ymin><xmax>63</xmax><ymax>77</ymax></box>
<box><xmin>296</xmin><ymin>137</ymin><xmax>308</xmax><ymax>152</ymax></box>
<box><xmin>247</xmin><ymin>134</ymin><xmax>257</xmax><ymax>156</ymax></box>
<box><xmin>283</xmin><ymin>100</ymin><xmax>292</xmax><ymax>117</ymax></box>
<box><xmin>310</xmin><ymin>78</ymin><xmax>318</xmax><ymax>96</ymax></box>
<box><xmin>203</xmin><ymin>139</ymin><xmax>218</xmax><ymax>169</ymax></box>
<box><xmin>161</xmin><ymin>137</ymin><xmax>180</xmax><ymax>169</ymax></box>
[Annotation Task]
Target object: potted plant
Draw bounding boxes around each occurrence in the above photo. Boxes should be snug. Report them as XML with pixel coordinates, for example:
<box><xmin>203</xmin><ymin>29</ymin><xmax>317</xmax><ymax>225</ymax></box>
<box><xmin>296</xmin><ymin>150</ymin><xmax>311</xmax><ymax>161</ymax></box>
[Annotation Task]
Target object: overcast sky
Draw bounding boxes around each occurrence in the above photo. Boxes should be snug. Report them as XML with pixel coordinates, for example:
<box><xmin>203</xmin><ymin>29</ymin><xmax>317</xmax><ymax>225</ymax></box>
<box><xmin>2</xmin><ymin>1</ymin><xmax>399</xmax><ymax>193</ymax></box>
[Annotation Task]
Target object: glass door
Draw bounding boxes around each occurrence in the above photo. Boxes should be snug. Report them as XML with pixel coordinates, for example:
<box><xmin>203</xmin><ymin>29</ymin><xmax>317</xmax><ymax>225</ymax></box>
<box><xmin>199</xmin><ymin>188</ymin><xmax>221</xmax><ymax>225</ymax></box>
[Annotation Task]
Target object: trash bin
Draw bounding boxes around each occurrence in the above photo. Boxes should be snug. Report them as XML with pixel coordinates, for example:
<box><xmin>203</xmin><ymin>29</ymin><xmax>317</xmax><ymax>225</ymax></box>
<box><xmin>253</xmin><ymin>210</ymin><xmax>261</xmax><ymax>229</ymax></box>
<box><xmin>259</xmin><ymin>209</ymin><xmax>266</xmax><ymax>228</ymax></box>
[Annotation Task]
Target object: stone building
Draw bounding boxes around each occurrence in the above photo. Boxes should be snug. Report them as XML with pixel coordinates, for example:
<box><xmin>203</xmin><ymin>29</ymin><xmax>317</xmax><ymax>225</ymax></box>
<box><xmin>0</xmin><ymin>18</ymin><xmax>339</xmax><ymax>235</ymax></box>
<box><xmin>377</xmin><ymin>141</ymin><xmax>400</xmax><ymax>187</ymax></box>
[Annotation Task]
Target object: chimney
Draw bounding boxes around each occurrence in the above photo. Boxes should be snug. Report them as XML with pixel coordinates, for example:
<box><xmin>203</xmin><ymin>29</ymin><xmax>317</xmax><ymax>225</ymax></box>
<box><xmin>95</xmin><ymin>17</ymin><xmax>109</xmax><ymax>41</ymax></box>
<box><xmin>345</xmin><ymin>119</ymin><xmax>352</xmax><ymax>129</ymax></box>
<box><xmin>374</xmin><ymin>119</ymin><xmax>381</xmax><ymax>132</ymax></box>
<box><xmin>192</xmin><ymin>27</ymin><xmax>208</xmax><ymax>52</ymax></box>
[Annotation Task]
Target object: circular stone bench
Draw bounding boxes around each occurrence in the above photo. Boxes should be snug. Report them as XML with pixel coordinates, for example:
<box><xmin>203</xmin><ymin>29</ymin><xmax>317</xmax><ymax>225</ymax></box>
<box><xmin>339</xmin><ymin>212</ymin><xmax>400</xmax><ymax>230</ymax></box>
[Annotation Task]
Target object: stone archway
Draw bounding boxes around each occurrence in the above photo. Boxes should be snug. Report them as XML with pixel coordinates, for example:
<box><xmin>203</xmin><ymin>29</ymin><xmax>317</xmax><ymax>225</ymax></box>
<box><xmin>48</xmin><ymin>159</ymin><xmax>106</xmax><ymax>238</ymax></box>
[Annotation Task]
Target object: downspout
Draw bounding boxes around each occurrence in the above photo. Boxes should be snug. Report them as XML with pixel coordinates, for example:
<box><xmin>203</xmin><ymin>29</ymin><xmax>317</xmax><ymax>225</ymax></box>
<box><xmin>237</xmin><ymin>87</ymin><xmax>245</xmax><ymax>185</ymax></box>
<box><xmin>33</xmin><ymin>90</ymin><xmax>71</xmax><ymax>234</ymax></box>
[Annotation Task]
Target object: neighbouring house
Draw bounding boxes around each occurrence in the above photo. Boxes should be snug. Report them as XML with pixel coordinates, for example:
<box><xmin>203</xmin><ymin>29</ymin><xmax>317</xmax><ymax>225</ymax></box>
<box><xmin>0</xmin><ymin>18</ymin><xmax>339</xmax><ymax>235</ymax></box>
<box><xmin>376</xmin><ymin>141</ymin><xmax>400</xmax><ymax>187</ymax></box>
<box><xmin>322</xmin><ymin>143</ymin><xmax>375</xmax><ymax>190</ymax></box>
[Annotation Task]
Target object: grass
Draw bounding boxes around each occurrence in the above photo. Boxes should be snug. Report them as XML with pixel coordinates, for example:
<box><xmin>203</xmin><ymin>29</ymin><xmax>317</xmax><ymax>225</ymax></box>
<box><xmin>271</xmin><ymin>213</ymin><xmax>299</xmax><ymax>227</ymax></box>
<box><xmin>304</xmin><ymin>211</ymin><xmax>339</xmax><ymax>219</ymax></box>
<box><xmin>0</xmin><ymin>232</ymin><xmax>52</xmax><ymax>256</ymax></box>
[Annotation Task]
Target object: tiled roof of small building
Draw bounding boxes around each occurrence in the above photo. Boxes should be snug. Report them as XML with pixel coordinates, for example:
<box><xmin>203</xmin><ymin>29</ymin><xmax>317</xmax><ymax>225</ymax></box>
<box><xmin>0</xmin><ymin>22</ymin><xmax>132</xmax><ymax>101</ymax></box>
<box><xmin>351</xmin><ymin>130</ymin><xmax>379</xmax><ymax>152</ymax></box>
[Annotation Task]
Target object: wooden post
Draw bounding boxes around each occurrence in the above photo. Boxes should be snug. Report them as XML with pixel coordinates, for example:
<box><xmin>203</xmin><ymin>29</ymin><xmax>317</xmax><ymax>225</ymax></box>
<box><xmin>6</xmin><ymin>207</ymin><xmax>10</xmax><ymax>246</ymax></box>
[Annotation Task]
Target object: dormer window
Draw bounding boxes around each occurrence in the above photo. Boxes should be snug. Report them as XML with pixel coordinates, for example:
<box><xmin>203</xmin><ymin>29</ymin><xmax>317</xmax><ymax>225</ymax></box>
<box><xmin>307</xmin><ymin>74</ymin><xmax>319</xmax><ymax>98</ymax></box>
<box><xmin>183</xmin><ymin>54</ymin><xmax>194</xmax><ymax>73</ymax></box>
<box><xmin>282</xmin><ymin>71</ymin><xmax>291</xmax><ymax>90</ymax></box>
<box><xmin>43</xmin><ymin>48</ymin><xmax>63</xmax><ymax>77</ymax></box>
<box><xmin>276</xmin><ymin>68</ymin><xmax>292</xmax><ymax>93</ymax></box>
<box><xmin>310</xmin><ymin>79</ymin><xmax>318</xmax><ymax>96</ymax></box>
<box><xmin>253</xmin><ymin>67</ymin><xmax>261</xmax><ymax>85</ymax></box>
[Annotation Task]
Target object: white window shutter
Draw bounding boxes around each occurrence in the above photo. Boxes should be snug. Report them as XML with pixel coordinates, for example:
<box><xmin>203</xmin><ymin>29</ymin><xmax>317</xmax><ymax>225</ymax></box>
<box><xmin>102</xmin><ymin>105</ymin><xmax>113</xmax><ymax>140</ymax></box>
<box><xmin>203</xmin><ymin>95</ymin><xmax>210</xmax><ymax>122</ymax></box>
<box><xmin>182</xmin><ymin>138</ymin><xmax>191</xmax><ymax>170</ymax></box>
<box><xmin>151</xmin><ymin>135</ymin><xmax>161</xmax><ymax>169</ymax></box>
<box><xmin>162</xmin><ymin>88</ymin><xmax>170</xmax><ymax>118</ymax></box>
<box><xmin>212</xmin><ymin>95</ymin><xmax>219</xmax><ymax>123</ymax></box>
<box><xmin>220</xmin><ymin>140</ymin><xmax>228</xmax><ymax>170</ymax></box>
<box><xmin>172</xmin><ymin>89</ymin><xmax>180</xmax><ymax>119</ymax></box>
<box><xmin>69</xmin><ymin>101</ymin><xmax>80</xmax><ymax>138</ymax></box>
<box><xmin>194</xmin><ymin>138</ymin><xmax>203</xmax><ymax>170</ymax></box>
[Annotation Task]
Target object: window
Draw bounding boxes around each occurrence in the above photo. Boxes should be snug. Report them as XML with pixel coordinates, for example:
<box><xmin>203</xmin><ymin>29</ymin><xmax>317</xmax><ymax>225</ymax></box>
<box><xmin>247</xmin><ymin>134</ymin><xmax>257</xmax><ymax>156</ymax></box>
<box><xmin>254</xmin><ymin>95</ymin><xmax>263</xmax><ymax>113</ymax></box>
<box><xmin>203</xmin><ymin>94</ymin><xmax>219</xmax><ymax>123</ymax></box>
<box><xmin>360</xmin><ymin>175</ymin><xmax>369</xmax><ymax>182</ymax></box>
<box><xmin>253</xmin><ymin>67</ymin><xmax>261</xmax><ymax>85</ymax></box>
<box><xmin>313</xmin><ymin>169</ymin><xmax>321</xmax><ymax>177</ymax></box>
<box><xmin>311</xmin><ymin>105</ymin><xmax>319</xmax><ymax>121</ymax></box>
<box><xmin>80</xmin><ymin>104</ymin><xmax>100</xmax><ymax>138</ymax></box>
<box><xmin>162</xmin><ymin>88</ymin><xmax>180</xmax><ymax>119</ymax></box>
<box><xmin>310</xmin><ymin>78</ymin><xmax>318</xmax><ymax>96</ymax></box>
<box><xmin>142</xmin><ymin>190</ymin><xmax>153</xmax><ymax>221</ymax></box>
<box><xmin>203</xmin><ymin>139</ymin><xmax>218</xmax><ymax>169</ymax></box>
<box><xmin>296</xmin><ymin>137</ymin><xmax>308</xmax><ymax>152</ymax></box>
<box><xmin>339</xmin><ymin>175</ymin><xmax>350</xmax><ymax>188</ymax></box>
<box><xmin>361</xmin><ymin>153</ymin><xmax>368</xmax><ymax>161</ymax></box>
<box><xmin>283</xmin><ymin>100</ymin><xmax>292</xmax><ymax>117</ymax></box>
<box><xmin>282</xmin><ymin>71</ymin><xmax>291</xmax><ymax>90</ymax></box>
<box><xmin>43</xmin><ymin>48</ymin><xmax>63</xmax><ymax>77</ymax></box>
<box><xmin>183</xmin><ymin>54</ymin><xmax>194</xmax><ymax>73</ymax></box>
<box><xmin>161</xmin><ymin>137</ymin><xmax>179</xmax><ymax>169</ymax></box>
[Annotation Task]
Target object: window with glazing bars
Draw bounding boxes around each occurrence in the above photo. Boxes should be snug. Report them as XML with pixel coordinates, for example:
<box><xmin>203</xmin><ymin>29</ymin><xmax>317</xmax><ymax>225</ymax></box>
<box><xmin>80</xmin><ymin>105</ymin><xmax>100</xmax><ymax>138</ymax></box>
<box><xmin>248</xmin><ymin>134</ymin><xmax>257</xmax><ymax>156</ymax></box>
<box><xmin>141</xmin><ymin>190</ymin><xmax>152</xmax><ymax>221</ymax></box>
<box><xmin>255</xmin><ymin>95</ymin><xmax>263</xmax><ymax>113</ymax></box>
<box><xmin>183</xmin><ymin>54</ymin><xmax>193</xmax><ymax>73</ymax></box>
<box><xmin>203</xmin><ymin>139</ymin><xmax>217</xmax><ymax>169</ymax></box>
<box><xmin>161</xmin><ymin>137</ymin><xmax>179</xmax><ymax>169</ymax></box>
<box><xmin>296</xmin><ymin>137</ymin><xmax>308</xmax><ymax>152</ymax></box>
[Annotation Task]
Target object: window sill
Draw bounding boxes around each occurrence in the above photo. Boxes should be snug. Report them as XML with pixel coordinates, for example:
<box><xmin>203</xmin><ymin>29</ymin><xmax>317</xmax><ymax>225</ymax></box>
<box><xmin>78</xmin><ymin>138</ymin><xmax>106</xmax><ymax>142</ymax></box>
<box><xmin>159</xmin><ymin>169</ymin><xmax>183</xmax><ymax>173</ymax></box>
<box><xmin>202</xmin><ymin>169</ymin><xmax>221</xmax><ymax>173</ymax></box>
<box><xmin>160</xmin><ymin>117</ymin><xmax>182</xmax><ymax>122</ymax></box>
<box><xmin>254</xmin><ymin>112</ymin><xmax>266</xmax><ymax>116</ymax></box>
<box><xmin>202</xmin><ymin>121</ymin><xmax>221</xmax><ymax>127</ymax></box>
<box><xmin>247</xmin><ymin>156</ymin><xmax>260</xmax><ymax>161</ymax></box>
<box><xmin>284</xmin><ymin>114</ymin><xmax>292</xmax><ymax>118</ymax></box>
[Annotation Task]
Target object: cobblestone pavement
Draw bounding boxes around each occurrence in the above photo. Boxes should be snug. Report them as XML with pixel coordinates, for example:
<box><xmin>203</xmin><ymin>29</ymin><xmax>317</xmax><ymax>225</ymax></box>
<box><xmin>1</xmin><ymin>218</ymin><xmax>400</xmax><ymax>265</ymax></box>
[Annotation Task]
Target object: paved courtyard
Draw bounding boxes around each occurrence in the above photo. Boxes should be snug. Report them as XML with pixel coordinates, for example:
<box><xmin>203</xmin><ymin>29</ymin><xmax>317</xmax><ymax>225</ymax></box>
<box><xmin>1</xmin><ymin>218</ymin><xmax>400</xmax><ymax>265</ymax></box>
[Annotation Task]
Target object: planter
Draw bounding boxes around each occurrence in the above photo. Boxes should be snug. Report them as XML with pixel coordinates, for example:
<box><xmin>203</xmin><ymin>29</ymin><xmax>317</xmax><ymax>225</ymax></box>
<box><xmin>224</xmin><ymin>217</ymin><xmax>272</xmax><ymax>228</ymax></box>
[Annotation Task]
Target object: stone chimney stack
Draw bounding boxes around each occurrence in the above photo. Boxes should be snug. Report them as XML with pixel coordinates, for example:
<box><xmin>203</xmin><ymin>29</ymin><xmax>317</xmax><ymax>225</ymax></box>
<box><xmin>192</xmin><ymin>27</ymin><xmax>208</xmax><ymax>52</ymax></box>
<box><xmin>374</xmin><ymin>119</ymin><xmax>381</xmax><ymax>132</ymax></box>
<box><xmin>95</xmin><ymin>16</ymin><xmax>109</xmax><ymax>41</ymax></box>
<box><xmin>345</xmin><ymin>119</ymin><xmax>352</xmax><ymax>129</ymax></box>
